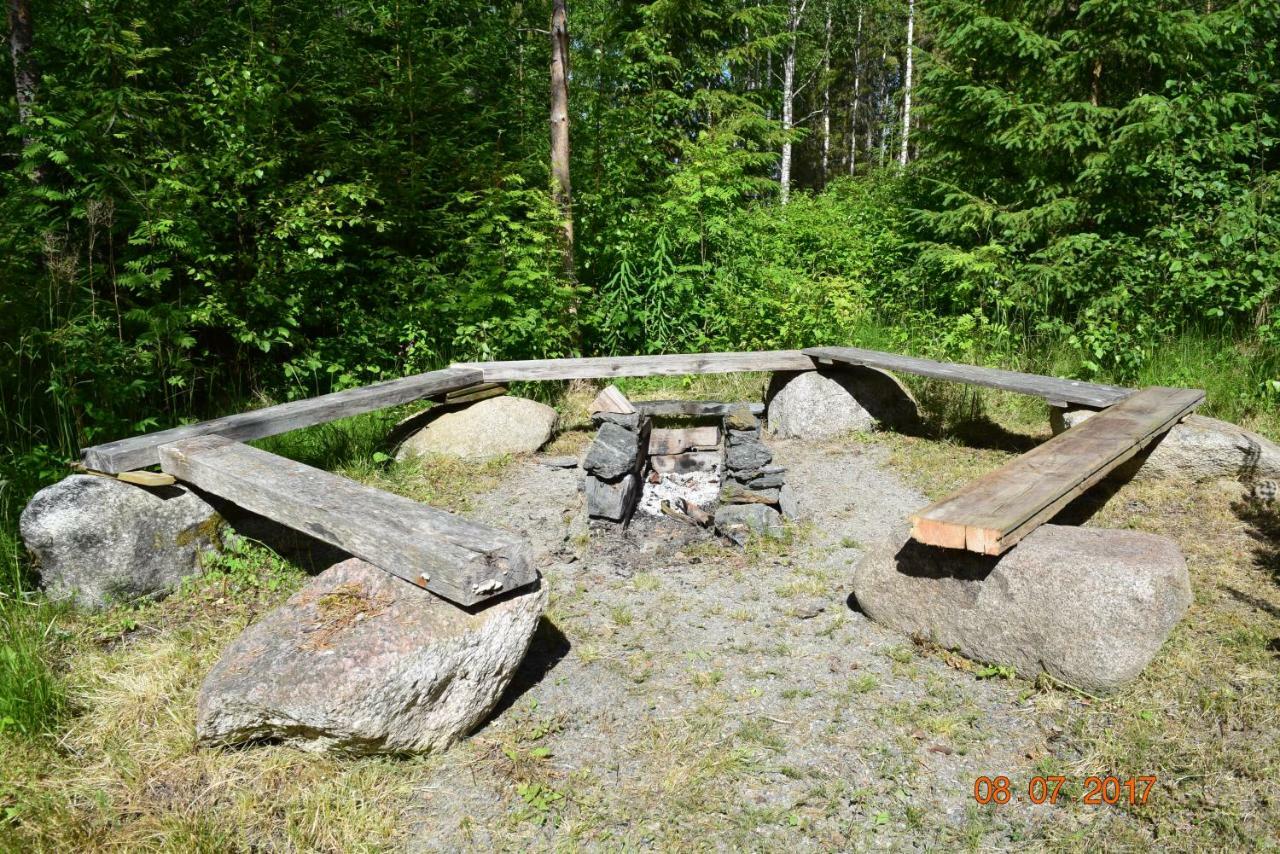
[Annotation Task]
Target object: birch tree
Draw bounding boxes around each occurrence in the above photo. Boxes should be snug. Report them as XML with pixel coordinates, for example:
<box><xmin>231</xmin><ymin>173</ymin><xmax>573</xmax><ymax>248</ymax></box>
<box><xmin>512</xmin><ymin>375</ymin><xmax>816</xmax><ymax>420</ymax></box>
<box><xmin>6</xmin><ymin>0</ymin><xmax>37</xmax><ymax>151</ymax></box>
<box><xmin>848</xmin><ymin>7</ymin><xmax>862</xmax><ymax>175</ymax></box>
<box><xmin>549</xmin><ymin>0</ymin><xmax>574</xmax><ymax>276</ymax></box>
<box><xmin>899</xmin><ymin>0</ymin><xmax>913</xmax><ymax>166</ymax></box>
<box><xmin>779</xmin><ymin>0</ymin><xmax>807</xmax><ymax>204</ymax></box>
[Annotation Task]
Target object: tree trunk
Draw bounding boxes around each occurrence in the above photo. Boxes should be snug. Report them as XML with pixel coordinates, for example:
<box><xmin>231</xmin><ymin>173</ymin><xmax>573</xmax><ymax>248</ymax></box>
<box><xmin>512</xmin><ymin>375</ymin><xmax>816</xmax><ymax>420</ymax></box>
<box><xmin>849</xmin><ymin>8</ymin><xmax>862</xmax><ymax>175</ymax></box>
<box><xmin>820</xmin><ymin>2</ymin><xmax>831</xmax><ymax>185</ymax></box>
<box><xmin>6</xmin><ymin>0</ymin><xmax>37</xmax><ymax>149</ymax></box>
<box><xmin>780</xmin><ymin>0</ymin><xmax>806</xmax><ymax>204</ymax></box>
<box><xmin>899</xmin><ymin>0</ymin><xmax>914</xmax><ymax>166</ymax></box>
<box><xmin>549</xmin><ymin>0</ymin><xmax>574</xmax><ymax>278</ymax></box>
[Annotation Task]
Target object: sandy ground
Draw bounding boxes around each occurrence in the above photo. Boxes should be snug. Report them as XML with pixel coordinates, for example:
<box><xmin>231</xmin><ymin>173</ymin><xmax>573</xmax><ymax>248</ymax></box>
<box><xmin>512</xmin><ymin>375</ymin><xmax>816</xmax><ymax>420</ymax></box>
<box><xmin>402</xmin><ymin>439</ymin><xmax>1079</xmax><ymax>849</ymax></box>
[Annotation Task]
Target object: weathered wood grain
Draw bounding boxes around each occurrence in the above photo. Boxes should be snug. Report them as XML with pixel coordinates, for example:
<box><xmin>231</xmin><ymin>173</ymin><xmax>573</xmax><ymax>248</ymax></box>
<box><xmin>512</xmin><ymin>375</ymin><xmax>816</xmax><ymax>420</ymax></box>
<box><xmin>910</xmin><ymin>387</ymin><xmax>1204</xmax><ymax>555</ymax></box>
<box><xmin>649</xmin><ymin>426</ymin><xmax>720</xmax><ymax>455</ymax></box>
<box><xmin>457</xmin><ymin>351</ymin><xmax>815</xmax><ymax>382</ymax></box>
<box><xmin>158</xmin><ymin>435</ymin><xmax>533</xmax><ymax>606</ymax></box>
<box><xmin>82</xmin><ymin>367</ymin><xmax>481</xmax><ymax>473</ymax></box>
<box><xmin>634</xmin><ymin>400</ymin><xmax>766</xmax><ymax>417</ymax></box>
<box><xmin>803</xmin><ymin>346</ymin><xmax>1131</xmax><ymax>408</ymax></box>
<box><xmin>590</xmin><ymin>385</ymin><xmax>636</xmax><ymax>415</ymax></box>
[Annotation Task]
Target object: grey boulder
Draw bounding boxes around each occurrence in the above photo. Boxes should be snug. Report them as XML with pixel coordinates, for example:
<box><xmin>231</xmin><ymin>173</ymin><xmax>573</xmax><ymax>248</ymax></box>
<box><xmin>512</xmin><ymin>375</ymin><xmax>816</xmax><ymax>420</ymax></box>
<box><xmin>854</xmin><ymin>525</ymin><xmax>1191</xmax><ymax>693</ymax></box>
<box><xmin>397</xmin><ymin>396</ymin><xmax>557</xmax><ymax>461</ymax></box>
<box><xmin>767</xmin><ymin>367</ymin><xmax>919</xmax><ymax>439</ymax></box>
<box><xmin>20</xmin><ymin>474</ymin><xmax>221</xmax><ymax>610</ymax></box>
<box><xmin>1053</xmin><ymin>409</ymin><xmax>1280</xmax><ymax>483</ymax></box>
<box><xmin>197</xmin><ymin>558</ymin><xmax>546</xmax><ymax>755</ymax></box>
<box><xmin>583</xmin><ymin>421</ymin><xmax>642</xmax><ymax>481</ymax></box>
<box><xmin>715</xmin><ymin>503</ymin><xmax>784</xmax><ymax>545</ymax></box>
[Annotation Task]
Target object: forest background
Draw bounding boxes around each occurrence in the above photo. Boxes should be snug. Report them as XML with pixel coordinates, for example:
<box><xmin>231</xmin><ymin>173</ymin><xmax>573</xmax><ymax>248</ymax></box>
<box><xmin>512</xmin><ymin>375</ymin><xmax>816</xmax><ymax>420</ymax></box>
<box><xmin>0</xmin><ymin>0</ymin><xmax>1277</xmax><ymax>732</ymax></box>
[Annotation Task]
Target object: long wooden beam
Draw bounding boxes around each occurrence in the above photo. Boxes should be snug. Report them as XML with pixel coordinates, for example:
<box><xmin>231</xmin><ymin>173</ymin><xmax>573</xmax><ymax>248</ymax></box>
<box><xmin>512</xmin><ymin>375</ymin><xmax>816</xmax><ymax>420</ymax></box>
<box><xmin>455</xmin><ymin>350</ymin><xmax>816</xmax><ymax>383</ymax></box>
<box><xmin>803</xmin><ymin>346</ymin><xmax>1131</xmax><ymax>408</ymax></box>
<box><xmin>159</xmin><ymin>435</ymin><xmax>534</xmax><ymax>606</ymax></box>
<box><xmin>82</xmin><ymin>367</ymin><xmax>482</xmax><ymax>473</ymax></box>
<box><xmin>910</xmin><ymin>386</ymin><xmax>1204</xmax><ymax>555</ymax></box>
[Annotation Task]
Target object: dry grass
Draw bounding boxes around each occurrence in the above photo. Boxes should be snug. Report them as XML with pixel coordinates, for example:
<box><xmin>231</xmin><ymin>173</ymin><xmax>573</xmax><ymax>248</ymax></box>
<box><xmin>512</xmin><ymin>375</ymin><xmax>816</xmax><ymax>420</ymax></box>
<box><xmin>866</xmin><ymin>391</ymin><xmax>1280</xmax><ymax>850</ymax></box>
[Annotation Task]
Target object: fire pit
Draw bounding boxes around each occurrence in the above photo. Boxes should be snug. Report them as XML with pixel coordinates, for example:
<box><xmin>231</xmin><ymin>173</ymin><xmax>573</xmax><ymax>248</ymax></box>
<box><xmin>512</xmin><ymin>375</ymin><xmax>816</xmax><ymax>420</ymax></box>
<box><xmin>581</xmin><ymin>389</ymin><xmax>795</xmax><ymax>542</ymax></box>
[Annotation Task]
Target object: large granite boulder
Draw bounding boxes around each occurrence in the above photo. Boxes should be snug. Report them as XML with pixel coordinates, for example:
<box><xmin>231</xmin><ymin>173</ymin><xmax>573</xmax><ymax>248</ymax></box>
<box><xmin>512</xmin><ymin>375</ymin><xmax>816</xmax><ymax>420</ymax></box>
<box><xmin>20</xmin><ymin>474</ymin><xmax>222</xmax><ymax>610</ymax></box>
<box><xmin>1052</xmin><ymin>409</ymin><xmax>1280</xmax><ymax>483</ymax></box>
<box><xmin>197</xmin><ymin>558</ymin><xmax>546</xmax><ymax>755</ymax></box>
<box><xmin>397</xmin><ymin>396</ymin><xmax>557</xmax><ymax>461</ymax></box>
<box><xmin>767</xmin><ymin>367</ymin><xmax>919</xmax><ymax>439</ymax></box>
<box><xmin>854</xmin><ymin>525</ymin><xmax>1191</xmax><ymax>693</ymax></box>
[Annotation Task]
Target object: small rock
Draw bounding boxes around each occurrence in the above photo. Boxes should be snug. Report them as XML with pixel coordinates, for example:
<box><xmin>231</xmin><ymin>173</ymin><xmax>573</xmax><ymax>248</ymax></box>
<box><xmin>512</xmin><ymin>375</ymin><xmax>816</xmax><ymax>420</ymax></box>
<box><xmin>766</xmin><ymin>367</ymin><xmax>919</xmax><ymax>439</ymax></box>
<box><xmin>726</xmin><ymin>440</ymin><xmax>772</xmax><ymax>472</ymax></box>
<box><xmin>397</xmin><ymin>396</ymin><xmax>557</xmax><ymax>460</ymax></box>
<box><xmin>793</xmin><ymin>599</ymin><xmax>826</xmax><ymax>619</ymax></box>
<box><xmin>537</xmin><ymin>455</ymin><xmax>579</xmax><ymax>469</ymax></box>
<box><xmin>196</xmin><ymin>559</ymin><xmax>546</xmax><ymax>755</ymax></box>
<box><xmin>586</xmin><ymin>473</ymin><xmax>639</xmax><ymax>521</ymax></box>
<box><xmin>720</xmin><ymin>483</ymin><xmax>781</xmax><ymax>505</ymax></box>
<box><xmin>727</xmin><ymin>428</ymin><xmax>760</xmax><ymax>446</ymax></box>
<box><xmin>20</xmin><ymin>475</ymin><xmax>221</xmax><ymax>610</ymax></box>
<box><xmin>724</xmin><ymin>405</ymin><xmax>759</xmax><ymax>432</ymax></box>
<box><xmin>714</xmin><ymin>503</ymin><xmax>784</xmax><ymax>545</ymax></box>
<box><xmin>778</xmin><ymin>483</ymin><xmax>800</xmax><ymax>519</ymax></box>
<box><xmin>1053</xmin><ymin>409</ymin><xmax>1280</xmax><ymax>482</ymax></box>
<box><xmin>583</xmin><ymin>421</ymin><xmax>642</xmax><ymax>481</ymax></box>
<box><xmin>745</xmin><ymin>472</ymin><xmax>785</xmax><ymax>489</ymax></box>
<box><xmin>853</xmin><ymin>525</ymin><xmax>1191</xmax><ymax>693</ymax></box>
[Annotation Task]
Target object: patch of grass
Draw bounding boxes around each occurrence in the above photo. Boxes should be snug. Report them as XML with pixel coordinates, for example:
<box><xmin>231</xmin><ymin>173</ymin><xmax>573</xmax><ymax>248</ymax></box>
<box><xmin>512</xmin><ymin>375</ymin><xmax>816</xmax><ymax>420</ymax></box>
<box><xmin>341</xmin><ymin>452</ymin><xmax>513</xmax><ymax>513</ymax></box>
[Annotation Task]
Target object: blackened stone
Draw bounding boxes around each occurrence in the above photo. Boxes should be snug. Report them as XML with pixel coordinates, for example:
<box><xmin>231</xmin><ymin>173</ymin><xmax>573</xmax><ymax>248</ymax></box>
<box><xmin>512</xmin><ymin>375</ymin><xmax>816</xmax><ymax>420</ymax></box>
<box><xmin>591</xmin><ymin>411</ymin><xmax>641</xmax><ymax>430</ymax></box>
<box><xmin>726</xmin><ymin>440</ymin><xmax>772</xmax><ymax>472</ymax></box>
<box><xmin>746</xmin><ymin>473</ymin><xmax>785</xmax><ymax>489</ymax></box>
<box><xmin>584</xmin><ymin>422</ymin><xmax>641</xmax><ymax>481</ymax></box>
<box><xmin>727</xmin><ymin>428</ymin><xmax>761</xmax><ymax>445</ymax></box>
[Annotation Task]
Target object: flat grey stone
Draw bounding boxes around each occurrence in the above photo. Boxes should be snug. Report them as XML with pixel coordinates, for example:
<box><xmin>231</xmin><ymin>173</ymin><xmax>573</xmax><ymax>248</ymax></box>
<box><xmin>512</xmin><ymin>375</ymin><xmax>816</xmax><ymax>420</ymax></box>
<box><xmin>20</xmin><ymin>475</ymin><xmax>221</xmax><ymax>610</ymax></box>
<box><xmin>586</xmin><ymin>473</ymin><xmax>639</xmax><ymax>522</ymax></box>
<box><xmin>714</xmin><ymin>503</ymin><xmax>784</xmax><ymax>545</ymax></box>
<box><xmin>1053</xmin><ymin>409</ymin><xmax>1280</xmax><ymax>482</ymax></box>
<box><xmin>726</xmin><ymin>440</ymin><xmax>772</xmax><ymax>472</ymax></box>
<box><xmin>727</xmin><ymin>428</ymin><xmax>760</xmax><ymax>445</ymax></box>
<box><xmin>591</xmin><ymin>411</ymin><xmax>641</xmax><ymax>430</ymax></box>
<box><xmin>853</xmin><ymin>525</ymin><xmax>1191</xmax><ymax>693</ymax></box>
<box><xmin>745</xmin><ymin>472</ymin><xmax>785</xmax><ymax>489</ymax></box>
<box><xmin>766</xmin><ymin>367</ymin><xmax>919</xmax><ymax>439</ymax></box>
<box><xmin>397</xmin><ymin>396</ymin><xmax>557</xmax><ymax>461</ymax></box>
<box><xmin>197</xmin><ymin>558</ymin><xmax>546</xmax><ymax>755</ymax></box>
<box><xmin>583</xmin><ymin>421</ymin><xmax>643</xmax><ymax>481</ymax></box>
<box><xmin>778</xmin><ymin>483</ymin><xmax>800</xmax><ymax>519</ymax></box>
<box><xmin>537</xmin><ymin>455</ymin><xmax>579</xmax><ymax>469</ymax></box>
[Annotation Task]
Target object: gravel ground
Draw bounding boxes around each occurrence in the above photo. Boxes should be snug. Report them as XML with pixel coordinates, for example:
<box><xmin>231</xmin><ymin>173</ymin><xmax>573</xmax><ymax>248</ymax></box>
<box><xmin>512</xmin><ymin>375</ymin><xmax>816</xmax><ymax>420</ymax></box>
<box><xmin>405</xmin><ymin>439</ymin><xmax>1081</xmax><ymax>849</ymax></box>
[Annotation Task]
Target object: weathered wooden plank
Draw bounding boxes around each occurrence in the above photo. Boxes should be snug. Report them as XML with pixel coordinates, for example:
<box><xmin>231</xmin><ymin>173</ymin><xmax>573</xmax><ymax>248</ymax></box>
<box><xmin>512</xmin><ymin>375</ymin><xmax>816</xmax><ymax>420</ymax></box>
<box><xmin>457</xmin><ymin>350</ymin><xmax>815</xmax><ymax>382</ymax></box>
<box><xmin>115</xmin><ymin>470</ymin><xmax>177</xmax><ymax>487</ymax></box>
<box><xmin>649</xmin><ymin>426</ymin><xmax>720</xmax><ymax>455</ymax></box>
<box><xmin>634</xmin><ymin>400</ymin><xmax>766</xmax><ymax>417</ymax></box>
<box><xmin>590</xmin><ymin>385</ymin><xmax>636</xmax><ymax>415</ymax></box>
<box><xmin>158</xmin><ymin>435</ymin><xmax>533</xmax><ymax>606</ymax></box>
<box><xmin>83</xmin><ymin>367</ymin><xmax>481</xmax><ymax>473</ymax></box>
<box><xmin>910</xmin><ymin>387</ymin><xmax>1204</xmax><ymax>555</ymax></box>
<box><xmin>803</xmin><ymin>346</ymin><xmax>1131</xmax><ymax>408</ymax></box>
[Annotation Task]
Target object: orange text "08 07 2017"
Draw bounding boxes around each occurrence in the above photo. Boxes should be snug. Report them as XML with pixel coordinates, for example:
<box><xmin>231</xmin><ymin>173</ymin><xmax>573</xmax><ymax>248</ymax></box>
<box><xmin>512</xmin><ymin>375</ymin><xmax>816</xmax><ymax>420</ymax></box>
<box><xmin>972</xmin><ymin>776</ymin><xmax>1158</xmax><ymax>806</ymax></box>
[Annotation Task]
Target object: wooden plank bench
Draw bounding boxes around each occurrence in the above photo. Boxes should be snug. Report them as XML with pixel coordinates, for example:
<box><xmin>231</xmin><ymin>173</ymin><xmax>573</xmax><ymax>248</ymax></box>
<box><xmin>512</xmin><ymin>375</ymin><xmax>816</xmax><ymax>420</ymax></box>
<box><xmin>456</xmin><ymin>350</ymin><xmax>816</xmax><ymax>383</ymax></box>
<box><xmin>159</xmin><ymin>435</ymin><xmax>535</xmax><ymax>606</ymax></box>
<box><xmin>82</xmin><ymin>367</ymin><xmax>481</xmax><ymax>473</ymax></box>
<box><xmin>910</xmin><ymin>387</ymin><xmax>1204</xmax><ymax>555</ymax></box>
<box><xmin>803</xmin><ymin>346</ymin><xmax>1130</xmax><ymax>408</ymax></box>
